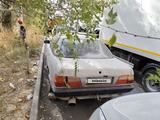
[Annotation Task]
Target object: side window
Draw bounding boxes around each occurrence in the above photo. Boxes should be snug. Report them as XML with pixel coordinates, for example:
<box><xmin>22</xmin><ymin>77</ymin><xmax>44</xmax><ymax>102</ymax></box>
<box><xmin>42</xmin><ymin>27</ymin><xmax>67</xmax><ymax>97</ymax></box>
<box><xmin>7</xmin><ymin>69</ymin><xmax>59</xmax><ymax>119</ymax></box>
<box><xmin>60</xmin><ymin>39</ymin><xmax>70</xmax><ymax>57</ymax></box>
<box><xmin>60</xmin><ymin>39</ymin><xmax>64</xmax><ymax>52</ymax></box>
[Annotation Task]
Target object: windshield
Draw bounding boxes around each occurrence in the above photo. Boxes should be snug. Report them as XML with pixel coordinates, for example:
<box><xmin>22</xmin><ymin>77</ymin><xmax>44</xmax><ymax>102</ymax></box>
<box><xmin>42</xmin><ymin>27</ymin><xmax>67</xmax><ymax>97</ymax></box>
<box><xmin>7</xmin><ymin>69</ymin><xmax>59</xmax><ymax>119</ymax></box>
<box><xmin>58</xmin><ymin>39</ymin><xmax>113</xmax><ymax>59</ymax></box>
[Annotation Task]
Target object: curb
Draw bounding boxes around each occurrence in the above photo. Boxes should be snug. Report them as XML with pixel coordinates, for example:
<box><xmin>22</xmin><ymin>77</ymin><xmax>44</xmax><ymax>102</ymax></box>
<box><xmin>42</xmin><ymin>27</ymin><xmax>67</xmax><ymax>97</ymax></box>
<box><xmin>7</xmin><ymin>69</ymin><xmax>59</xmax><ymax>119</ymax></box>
<box><xmin>29</xmin><ymin>44</ymin><xmax>45</xmax><ymax>120</ymax></box>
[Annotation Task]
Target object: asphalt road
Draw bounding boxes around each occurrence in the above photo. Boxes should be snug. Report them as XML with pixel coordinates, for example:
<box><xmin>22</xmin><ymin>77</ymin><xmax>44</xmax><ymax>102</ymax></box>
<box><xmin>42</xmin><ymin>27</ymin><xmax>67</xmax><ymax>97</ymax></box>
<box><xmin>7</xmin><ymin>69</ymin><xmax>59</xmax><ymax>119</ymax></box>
<box><xmin>39</xmin><ymin>68</ymin><xmax>144</xmax><ymax>120</ymax></box>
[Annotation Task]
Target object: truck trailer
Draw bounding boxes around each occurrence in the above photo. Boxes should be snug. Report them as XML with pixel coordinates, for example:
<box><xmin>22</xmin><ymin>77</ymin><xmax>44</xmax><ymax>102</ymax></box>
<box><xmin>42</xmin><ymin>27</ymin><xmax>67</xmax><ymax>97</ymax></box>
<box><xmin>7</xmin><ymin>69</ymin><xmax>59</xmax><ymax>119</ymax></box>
<box><xmin>100</xmin><ymin>0</ymin><xmax>160</xmax><ymax>92</ymax></box>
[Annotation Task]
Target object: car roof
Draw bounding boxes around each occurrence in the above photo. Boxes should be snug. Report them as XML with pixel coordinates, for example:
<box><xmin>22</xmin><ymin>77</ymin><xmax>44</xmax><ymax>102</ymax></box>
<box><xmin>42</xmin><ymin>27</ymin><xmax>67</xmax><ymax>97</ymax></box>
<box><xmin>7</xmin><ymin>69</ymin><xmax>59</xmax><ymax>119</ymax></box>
<box><xmin>100</xmin><ymin>93</ymin><xmax>160</xmax><ymax>120</ymax></box>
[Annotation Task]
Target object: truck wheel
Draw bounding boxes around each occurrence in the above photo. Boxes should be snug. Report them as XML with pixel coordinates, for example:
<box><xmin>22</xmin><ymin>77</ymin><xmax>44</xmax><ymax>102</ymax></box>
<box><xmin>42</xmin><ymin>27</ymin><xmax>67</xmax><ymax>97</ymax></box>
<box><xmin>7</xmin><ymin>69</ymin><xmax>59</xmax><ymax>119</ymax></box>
<box><xmin>142</xmin><ymin>69</ymin><xmax>160</xmax><ymax>92</ymax></box>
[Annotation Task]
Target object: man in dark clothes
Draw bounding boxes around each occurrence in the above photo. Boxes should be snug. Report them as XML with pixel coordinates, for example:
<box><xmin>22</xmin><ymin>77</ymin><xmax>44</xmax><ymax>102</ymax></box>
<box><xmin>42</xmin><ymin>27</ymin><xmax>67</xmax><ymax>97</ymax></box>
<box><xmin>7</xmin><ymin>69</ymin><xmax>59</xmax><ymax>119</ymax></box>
<box><xmin>20</xmin><ymin>25</ymin><xmax>26</xmax><ymax>40</ymax></box>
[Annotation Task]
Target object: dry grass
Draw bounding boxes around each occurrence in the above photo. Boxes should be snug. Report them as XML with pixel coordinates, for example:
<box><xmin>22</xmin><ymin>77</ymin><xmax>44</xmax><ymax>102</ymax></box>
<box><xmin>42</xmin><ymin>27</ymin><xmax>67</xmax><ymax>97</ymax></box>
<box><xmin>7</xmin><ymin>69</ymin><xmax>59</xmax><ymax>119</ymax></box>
<box><xmin>0</xmin><ymin>25</ymin><xmax>43</xmax><ymax>120</ymax></box>
<box><xmin>0</xmin><ymin>97</ymin><xmax>5</xmax><ymax>113</ymax></box>
<box><xmin>0</xmin><ymin>25</ymin><xmax>42</xmax><ymax>59</ymax></box>
<box><xmin>26</xmin><ymin>26</ymin><xmax>43</xmax><ymax>57</ymax></box>
<box><xmin>0</xmin><ymin>28</ymin><xmax>15</xmax><ymax>55</ymax></box>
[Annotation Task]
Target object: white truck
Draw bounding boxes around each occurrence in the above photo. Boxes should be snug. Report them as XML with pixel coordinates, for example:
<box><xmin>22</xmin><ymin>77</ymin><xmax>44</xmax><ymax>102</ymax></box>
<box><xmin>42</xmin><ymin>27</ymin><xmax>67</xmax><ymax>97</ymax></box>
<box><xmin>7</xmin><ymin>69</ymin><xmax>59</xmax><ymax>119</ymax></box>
<box><xmin>100</xmin><ymin>0</ymin><xmax>160</xmax><ymax>92</ymax></box>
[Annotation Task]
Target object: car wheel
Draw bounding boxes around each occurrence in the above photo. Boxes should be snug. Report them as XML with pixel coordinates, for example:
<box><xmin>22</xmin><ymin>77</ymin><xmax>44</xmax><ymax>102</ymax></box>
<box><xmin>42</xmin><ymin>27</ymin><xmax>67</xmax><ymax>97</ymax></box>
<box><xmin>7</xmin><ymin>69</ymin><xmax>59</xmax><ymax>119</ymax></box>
<box><xmin>47</xmin><ymin>75</ymin><xmax>57</xmax><ymax>100</ymax></box>
<box><xmin>142</xmin><ymin>69</ymin><xmax>160</xmax><ymax>92</ymax></box>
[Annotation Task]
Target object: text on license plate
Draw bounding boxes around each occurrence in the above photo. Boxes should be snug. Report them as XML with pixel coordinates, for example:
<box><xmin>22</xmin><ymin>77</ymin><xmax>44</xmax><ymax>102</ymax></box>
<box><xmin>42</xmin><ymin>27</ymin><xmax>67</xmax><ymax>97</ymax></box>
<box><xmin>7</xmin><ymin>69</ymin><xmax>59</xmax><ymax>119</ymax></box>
<box><xmin>87</xmin><ymin>78</ymin><xmax>111</xmax><ymax>84</ymax></box>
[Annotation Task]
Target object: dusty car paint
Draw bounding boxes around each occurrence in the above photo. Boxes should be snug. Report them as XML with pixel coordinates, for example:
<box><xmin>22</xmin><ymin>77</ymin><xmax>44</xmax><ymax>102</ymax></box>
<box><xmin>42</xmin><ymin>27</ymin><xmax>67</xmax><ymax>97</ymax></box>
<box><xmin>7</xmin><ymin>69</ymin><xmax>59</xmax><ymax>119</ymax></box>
<box><xmin>44</xmin><ymin>36</ymin><xmax>134</xmax><ymax>99</ymax></box>
<box><xmin>90</xmin><ymin>93</ymin><xmax>160</xmax><ymax>120</ymax></box>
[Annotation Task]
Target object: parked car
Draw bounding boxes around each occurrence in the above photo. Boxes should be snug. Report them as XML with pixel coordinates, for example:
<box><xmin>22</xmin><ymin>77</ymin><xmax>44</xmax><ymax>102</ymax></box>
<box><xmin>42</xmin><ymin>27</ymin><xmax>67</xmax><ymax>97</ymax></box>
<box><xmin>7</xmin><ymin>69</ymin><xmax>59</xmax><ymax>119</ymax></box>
<box><xmin>90</xmin><ymin>93</ymin><xmax>160</xmax><ymax>120</ymax></box>
<box><xmin>44</xmin><ymin>34</ymin><xmax>134</xmax><ymax>103</ymax></box>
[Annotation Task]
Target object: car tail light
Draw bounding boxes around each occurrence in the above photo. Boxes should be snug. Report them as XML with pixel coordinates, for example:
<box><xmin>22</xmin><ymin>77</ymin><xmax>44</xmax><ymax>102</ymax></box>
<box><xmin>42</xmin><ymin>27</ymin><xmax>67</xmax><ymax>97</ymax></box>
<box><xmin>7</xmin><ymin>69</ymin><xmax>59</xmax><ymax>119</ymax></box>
<box><xmin>67</xmin><ymin>76</ymin><xmax>82</xmax><ymax>87</ymax></box>
<box><xmin>54</xmin><ymin>76</ymin><xmax>65</xmax><ymax>87</ymax></box>
<box><xmin>116</xmin><ymin>75</ymin><xmax>134</xmax><ymax>84</ymax></box>
<box><xmin>54</xmin><ymin>75</ymin><xmax>82</xmax><ymax>88</ymax></box>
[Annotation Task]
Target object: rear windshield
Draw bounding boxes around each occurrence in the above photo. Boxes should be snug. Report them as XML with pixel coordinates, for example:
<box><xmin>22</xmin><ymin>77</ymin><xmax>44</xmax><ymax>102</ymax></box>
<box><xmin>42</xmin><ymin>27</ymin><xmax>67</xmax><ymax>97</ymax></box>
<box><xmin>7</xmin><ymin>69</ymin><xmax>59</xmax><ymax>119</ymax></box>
<box><xmin>55</xmin><ymin>39</ymin><xmax>113</xmax><ymax>59</ymax></box>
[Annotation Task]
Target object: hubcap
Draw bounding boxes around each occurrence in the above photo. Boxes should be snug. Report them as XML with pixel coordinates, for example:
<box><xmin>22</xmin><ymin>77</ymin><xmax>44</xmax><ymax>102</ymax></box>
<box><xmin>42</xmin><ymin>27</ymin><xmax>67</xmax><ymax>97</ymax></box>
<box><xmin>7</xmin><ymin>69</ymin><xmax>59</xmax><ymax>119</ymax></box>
<box><xmin>145</xmin><ymin>73</ymin><xmax>160</xmax><ymax>92</ymax></box>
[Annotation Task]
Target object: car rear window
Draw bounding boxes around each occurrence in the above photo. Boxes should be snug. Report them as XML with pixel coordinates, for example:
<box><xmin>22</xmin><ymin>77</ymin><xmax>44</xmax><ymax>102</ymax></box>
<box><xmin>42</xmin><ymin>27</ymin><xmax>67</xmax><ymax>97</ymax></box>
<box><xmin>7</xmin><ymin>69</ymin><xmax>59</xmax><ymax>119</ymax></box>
<box><xmin>56</xmin><ymin>39</ymin><xmax>113</xmax><ymax>59</ymax></box>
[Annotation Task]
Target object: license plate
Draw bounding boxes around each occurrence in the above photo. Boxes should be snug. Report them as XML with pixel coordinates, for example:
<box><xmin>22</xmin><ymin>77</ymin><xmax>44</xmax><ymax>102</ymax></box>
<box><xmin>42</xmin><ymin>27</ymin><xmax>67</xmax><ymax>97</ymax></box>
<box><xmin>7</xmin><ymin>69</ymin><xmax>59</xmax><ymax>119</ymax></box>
<box><xmin>87</xmin><ymin>78</ymin><xmax>112</xmax><ymax>84</ymax></box>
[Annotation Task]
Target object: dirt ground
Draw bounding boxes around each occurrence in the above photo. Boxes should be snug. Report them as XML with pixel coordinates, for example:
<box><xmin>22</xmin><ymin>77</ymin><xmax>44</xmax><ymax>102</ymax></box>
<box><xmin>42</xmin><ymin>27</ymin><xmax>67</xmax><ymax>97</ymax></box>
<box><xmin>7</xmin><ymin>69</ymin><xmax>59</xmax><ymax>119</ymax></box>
<box><xmin>0</xmin><ymin>26</ymin><xmax>42</xmax><ymax>120</ymax></box>
<box><xmin>0</xmin><ymin>56</ymin><xmax>40</xmax><ymax>120</ymax></box>
<box><xmin>39</xmin><ymin>66</ymin><xmax>64</xmax><ymax>120</ymax></box>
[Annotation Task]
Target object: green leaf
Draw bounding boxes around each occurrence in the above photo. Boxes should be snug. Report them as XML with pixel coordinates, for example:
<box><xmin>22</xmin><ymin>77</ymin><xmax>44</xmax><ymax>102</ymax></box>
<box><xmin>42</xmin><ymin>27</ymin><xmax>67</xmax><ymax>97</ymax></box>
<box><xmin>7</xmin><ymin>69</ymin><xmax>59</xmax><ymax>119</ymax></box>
<box><xmin>74</xmin><ymin>34</ymin><xmax>80</xmax><ymax>42</ymax></box>
<box><xmin>147</xmin><ymin>69</ymin><xmax>160</xmax><ymax>82</ymax></box>
<box><xmin>74</xmin><ymin>60</ymin><xmax>78</xmax><ymax>77</ymax></box>
<box><xmin>66</xmin><ymin>31</ymin><xmax>72</xmax><ymax>41</ymax></box>
<box><xmin>106</xmin><ymin>18</ymin><xmax>116</xmax><ymax>25</ymax></box>
<box><xmin>106</xmin><ymin>8</ymin><xmax>117</xmax><ymax>25</ymax></box>
<box><xmin>108</xmin><ymin>33</ymin><xmax>116</xmax><ymax>47</ymax></box>
<box><xmin>108</xmin><ymin>8</ymin><xmax>113</xmax><ymax>17</ymax></box>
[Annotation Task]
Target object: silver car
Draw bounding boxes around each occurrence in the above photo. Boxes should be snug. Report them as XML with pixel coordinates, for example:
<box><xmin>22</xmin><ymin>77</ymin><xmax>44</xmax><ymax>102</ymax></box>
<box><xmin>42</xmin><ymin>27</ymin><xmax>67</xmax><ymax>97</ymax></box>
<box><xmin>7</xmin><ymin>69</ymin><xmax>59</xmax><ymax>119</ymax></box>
<box><xmin>90</xmin><ymin>93</ymin><xmax>160</xmax><ymax>120</ymax></box>
<box><xmin>44</xmin><ymin>34</ymin><xmax>134</xmax><ymax>101</ymax></box>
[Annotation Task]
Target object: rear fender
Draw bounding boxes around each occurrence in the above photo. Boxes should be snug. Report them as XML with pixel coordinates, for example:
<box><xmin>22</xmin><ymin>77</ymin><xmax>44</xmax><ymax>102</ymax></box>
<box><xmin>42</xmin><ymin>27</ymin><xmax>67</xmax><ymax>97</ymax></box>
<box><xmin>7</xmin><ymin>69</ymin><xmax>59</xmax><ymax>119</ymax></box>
<box><xmin>44</xmin><ymin>43</ymin><xmax>62</xmax><ymax>78</ymax></box>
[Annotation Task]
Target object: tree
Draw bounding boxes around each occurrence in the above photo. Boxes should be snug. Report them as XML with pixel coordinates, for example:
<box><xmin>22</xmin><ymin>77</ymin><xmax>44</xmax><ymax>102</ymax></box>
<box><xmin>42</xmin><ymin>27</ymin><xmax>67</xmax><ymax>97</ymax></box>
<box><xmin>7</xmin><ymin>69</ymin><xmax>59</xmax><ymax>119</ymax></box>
<box><xmin>0</xmin><ymin>0</ymin><xmax>15</xmax><ymax>29</ymax></box>
<box><xmin>0</xmin><ymin>0</ymin><xmax>118</xmax><ymax>46</ymax></box>
<box><xmin>1</xmin><ymin>0</ymin><xmax>117</xmax><ymax>33</ymax></box>
<box><xmin>48</xmin><ymin>0</ymin><xmax>117</xmax><ymax>61</ymax></box>
<box><xmin>0</xmin><ymin>0</ymin><xmax>118</xmax><ymax>76</ymax></box>
<box><xmin>53</xmin><ymin>0</ymin><xmax>117</xmax><ymax>40</ymax></box>
<box><xmin>17</xmin><ymin>0</ymin><xmax>117</xmax><ymax>59</ymax></box>
<box><xmin>48</xmin><ymin>0</ymin><xmax>118</xmax><ymax>76</ymax></box>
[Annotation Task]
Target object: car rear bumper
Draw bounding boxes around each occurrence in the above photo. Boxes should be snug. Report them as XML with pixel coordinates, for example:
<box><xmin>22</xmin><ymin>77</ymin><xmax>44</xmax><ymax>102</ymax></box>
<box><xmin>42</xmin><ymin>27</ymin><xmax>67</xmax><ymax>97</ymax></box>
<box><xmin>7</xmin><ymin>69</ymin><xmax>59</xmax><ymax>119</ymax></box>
<box><xmin>51</xmin><ymin>84</ymin><xmax>134</xmax><ymax>97</ymax></box>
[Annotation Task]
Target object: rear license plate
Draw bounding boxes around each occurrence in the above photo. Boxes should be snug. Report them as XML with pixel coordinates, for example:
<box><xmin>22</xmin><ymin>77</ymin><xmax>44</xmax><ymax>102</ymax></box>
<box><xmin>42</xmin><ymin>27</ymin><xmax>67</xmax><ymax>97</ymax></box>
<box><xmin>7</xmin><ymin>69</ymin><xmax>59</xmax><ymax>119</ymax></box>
<box><xmin>87</xmin><ymin>78</ymin><xmax>112</xmax><ymax>84</ymax></box>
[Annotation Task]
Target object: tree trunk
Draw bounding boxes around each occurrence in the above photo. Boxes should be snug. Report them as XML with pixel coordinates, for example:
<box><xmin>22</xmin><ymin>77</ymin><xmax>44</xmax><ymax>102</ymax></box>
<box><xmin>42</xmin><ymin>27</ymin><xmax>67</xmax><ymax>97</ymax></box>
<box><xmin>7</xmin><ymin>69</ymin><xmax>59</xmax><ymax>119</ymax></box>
<box><xmin>1</xmin><ymin>1</ymin><xmax>12</xmax><ymax>30</ymax></box>
<box><xmin>2</xmin><ymin>10</ymin><xmax>12</xmax><ymax>29</ymax></box>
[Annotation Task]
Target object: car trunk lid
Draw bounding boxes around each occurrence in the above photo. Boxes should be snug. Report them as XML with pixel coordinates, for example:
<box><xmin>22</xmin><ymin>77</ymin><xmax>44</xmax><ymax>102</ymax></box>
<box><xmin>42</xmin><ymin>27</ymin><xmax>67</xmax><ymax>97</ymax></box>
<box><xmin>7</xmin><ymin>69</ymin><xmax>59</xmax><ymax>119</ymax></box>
<box><xmin>58</xmin><ymin>58</ymin><xmax>133</xmax><ymax>77</ymax></box>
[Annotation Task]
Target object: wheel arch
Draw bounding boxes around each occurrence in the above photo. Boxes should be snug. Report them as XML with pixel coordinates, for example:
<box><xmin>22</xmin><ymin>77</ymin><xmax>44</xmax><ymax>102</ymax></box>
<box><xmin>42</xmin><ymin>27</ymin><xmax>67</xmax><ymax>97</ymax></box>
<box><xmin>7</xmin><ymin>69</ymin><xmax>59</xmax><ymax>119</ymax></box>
<box><xmin>141</xmin><ymin>63</ymin><xmax>160</xmax><ymax>75</ymax></box>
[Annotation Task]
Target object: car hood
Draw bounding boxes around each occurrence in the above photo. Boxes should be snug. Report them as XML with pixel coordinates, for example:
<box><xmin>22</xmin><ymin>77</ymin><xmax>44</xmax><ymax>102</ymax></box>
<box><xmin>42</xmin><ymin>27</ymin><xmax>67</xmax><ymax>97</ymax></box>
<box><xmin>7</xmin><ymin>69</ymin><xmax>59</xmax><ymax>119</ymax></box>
<box><xmin>59</xmin><ymin>58</ymin><xmax>133</xmax><ymax>77</ymax></box>
<box><xmin>100</xmin><ymin>93</ymin><xmax>160</xmax><ymax>120</ymax></box>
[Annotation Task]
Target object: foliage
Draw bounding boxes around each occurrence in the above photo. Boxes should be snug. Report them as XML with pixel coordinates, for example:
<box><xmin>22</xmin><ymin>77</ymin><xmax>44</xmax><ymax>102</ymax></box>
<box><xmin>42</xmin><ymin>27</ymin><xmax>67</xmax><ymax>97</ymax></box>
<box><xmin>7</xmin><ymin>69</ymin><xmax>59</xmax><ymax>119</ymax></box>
<box><xmin>108</xmin><ymin>33</ymin><xmax>116</xmax><ymax>47</ymax></box>
<box><xmin>147</xmin><ymin>69</ymin><xmax>160</xmax><ymax>82</ymax></box>
<box><xmin>14</xmin><ymin>0</ymin><xmax>47</xmax><ymax>29</ymax></box>
<box><xmin>1</xmin><ymin>0</ymin><xmax>118</xmax><ymax>76</ymax></box>
<box><xmin>50</xmin><ymin>0</ymin><xmax>118</xmax><ymax>76</ymax></box>
<box><xmin>106</xmin><ymin>8</ymin><xmax>117</xmax><ymax>25</ymax></box>
<box><xmin>1</xmin><ymin>0</ymin><xmax>118</xmax><ymax>37</ymax></box>
<box><xmin>49</xmin><ymin>0</ymin><xmax>118</xmax><ymax>60</ymax></box>
<box><xmin>56</xmin><ymin>0</ymin><xmax>118</xmax><ymax>41</ymax></box>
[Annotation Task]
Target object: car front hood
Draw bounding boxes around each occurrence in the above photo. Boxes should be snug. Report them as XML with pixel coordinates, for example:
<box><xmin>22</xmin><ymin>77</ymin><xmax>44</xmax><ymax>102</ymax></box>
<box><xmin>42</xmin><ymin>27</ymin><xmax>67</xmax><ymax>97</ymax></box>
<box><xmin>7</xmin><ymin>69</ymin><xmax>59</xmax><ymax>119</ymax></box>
<box><xmin>100</xmin><ymin>93</ymin><xmax>160</xmax><ymax>120</ymax></box>
<box><xmin>59</xmin><ymin>58</ymin><xmax>133</xmax><ymax>77</ymax></box>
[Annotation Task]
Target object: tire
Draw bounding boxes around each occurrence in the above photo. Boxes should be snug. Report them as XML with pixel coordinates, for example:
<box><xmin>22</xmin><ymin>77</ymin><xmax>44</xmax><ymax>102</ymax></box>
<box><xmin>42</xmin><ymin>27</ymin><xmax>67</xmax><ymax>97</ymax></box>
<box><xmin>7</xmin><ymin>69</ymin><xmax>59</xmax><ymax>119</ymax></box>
<box><xmin>142</xmin><ymin>69</ymin><xmax>160</xmax><ymax>92</ymax></box>
<box><xmin>47</xmin><ymin>73</ymin><xmax>57</xmax><ymax>100</ymax></box>
<box><xmin>47</xmin><ymin>77</ymin><xmax>57</xmax><ymax>100</ymax></box>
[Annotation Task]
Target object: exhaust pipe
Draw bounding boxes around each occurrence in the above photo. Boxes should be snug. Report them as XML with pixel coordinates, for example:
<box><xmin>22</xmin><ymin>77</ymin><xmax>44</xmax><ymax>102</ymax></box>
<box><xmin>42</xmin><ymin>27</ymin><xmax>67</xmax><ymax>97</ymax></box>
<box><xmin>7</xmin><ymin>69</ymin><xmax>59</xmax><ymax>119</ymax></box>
<box><xmin>48</xmin><ymin>92</ymin><xmax>56</xmax><ymax>100</ymax></box>
<box><xmin>68</xmin><ymin>97</ymin><xmax>76</xmax><ymax>105</ymax></box>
